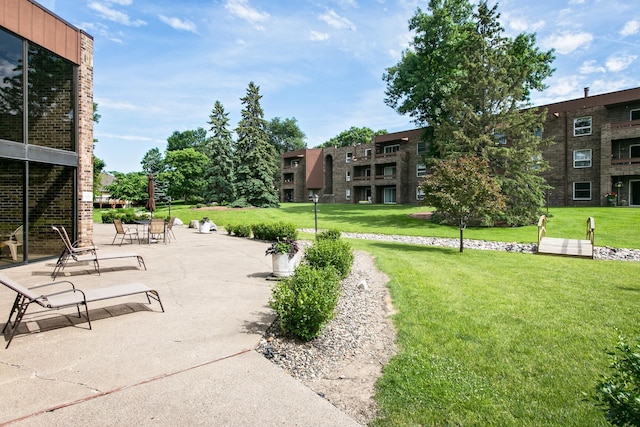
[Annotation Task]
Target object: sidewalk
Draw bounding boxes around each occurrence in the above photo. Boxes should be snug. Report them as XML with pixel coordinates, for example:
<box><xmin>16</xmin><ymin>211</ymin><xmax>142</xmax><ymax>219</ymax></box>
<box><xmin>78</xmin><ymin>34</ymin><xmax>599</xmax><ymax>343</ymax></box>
<box><xmin>0</xmin><ymin>222</ymin><xmax>360</xmax><ymax>426</ymax></box>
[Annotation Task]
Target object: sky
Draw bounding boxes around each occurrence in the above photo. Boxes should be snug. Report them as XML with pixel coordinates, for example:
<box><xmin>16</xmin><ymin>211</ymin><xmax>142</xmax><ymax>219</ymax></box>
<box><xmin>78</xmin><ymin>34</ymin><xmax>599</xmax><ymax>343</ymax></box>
<box><xmin>38</xmin><ymin>0</ymin><xmax>640</xmax><ymax>173</ymax></box>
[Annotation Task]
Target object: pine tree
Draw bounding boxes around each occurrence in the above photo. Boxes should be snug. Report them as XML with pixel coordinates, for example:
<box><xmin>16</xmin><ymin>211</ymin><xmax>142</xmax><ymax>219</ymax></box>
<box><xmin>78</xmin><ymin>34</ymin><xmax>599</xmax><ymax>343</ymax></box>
<box><xmin>234</xmin><ymin>82</ymin><xmax>279</xmax><ymax>208</ymax></box>
<box><xmin>204</xmin><ymin>100</ymin><xmax>236</xmax><ymax>204</ymax></box>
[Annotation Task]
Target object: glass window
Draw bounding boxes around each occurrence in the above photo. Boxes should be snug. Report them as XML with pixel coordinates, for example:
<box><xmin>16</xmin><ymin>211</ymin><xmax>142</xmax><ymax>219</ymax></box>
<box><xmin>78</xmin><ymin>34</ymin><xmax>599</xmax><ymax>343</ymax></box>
<box><xmin>346</xmin><ymin>152</ymin><xmax>352</xmax><ymax>163</ymax></box>
<box><xmin>384</xmin><ymin>144</ymin><xmax>400</xmax><ymax>154</ymax></box>
<box><xmin>416</xmin><ymin>187</ymin><xmax>424</xmax><ymax>201</ymax></box>
<box><xmin>384</xmin><ymin>187</ymin><xmax>396</xmax><ymax>204</ymax></box>
<box><xmin>345</xmin><ymin>189</ymin><xmax>350</xmax><ymax>200</ymax></box>
<box><xmin>494</xmin><ymin>131</ymin><xmax>507</xmax><ymax>145</ymax></box>
<box><xmin>573</xmin><ymin>182</ymin><xmax>591</xmax><ymax>200</ymax></box>
<box><xmin>417</xmin><ymin>164</ymin><xmax>427</xmax><ymax>177</ymax></box>
<box><xmin>573</xmin><ymin>149</ymin><xmax>592</xmax><ymax>168</ymax></box>
<box><xmin>364</xmin><ymin>148</ymin><xmax>372</xmax><ymax>157</ymax></box>
<box><xmin>27</xmin><ymin>43</ymin><xmax>75</xmax><ymax>151</ymax></box>
<box><xmin>346</xmin><ymin>171</ymin><xmax>351</xmax><ymax>181</ymax></box>
<box><xmin>0</xmin><ymin>28</ymin><xmax>24</xmax><ymax>143</ymax></box>
<box><xmin>631</xmin><ymin>109</ymin><xmax>640</xmax><ymax>121</ymax></box>
<box><xmin>417</xmin><ymin>141</ymin><xmax>427</xmax><ymax>154</ymax></box>
<box><xmin>574</xmin><ymin>117</ymin><xmax>592</xmax><ymax>136</ymax></box>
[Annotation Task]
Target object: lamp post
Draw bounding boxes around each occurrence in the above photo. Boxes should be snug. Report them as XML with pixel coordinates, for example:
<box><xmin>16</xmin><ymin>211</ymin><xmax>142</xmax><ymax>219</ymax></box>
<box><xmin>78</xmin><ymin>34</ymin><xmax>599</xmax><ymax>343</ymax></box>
<box><xmin>168</xmin><ymin>196</ymin><xmax>172</xmax><ymax>218</ymax></box>
<box><xmin>616</xmin><ymin>181</ymin><xmax>623</xmax><ymax>206</ymax></box>
<box><xmin>313</xmin><ymin>194</ymin><xmax>319</xmax><ymax>237</ymax></box>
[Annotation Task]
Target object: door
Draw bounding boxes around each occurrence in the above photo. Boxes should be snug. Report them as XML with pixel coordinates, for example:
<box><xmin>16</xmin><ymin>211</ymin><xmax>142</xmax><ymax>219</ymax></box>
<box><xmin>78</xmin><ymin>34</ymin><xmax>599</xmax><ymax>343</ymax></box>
<box><xmin>383</xmin><ymin>187</ymin><xmax>396</xmax><ymax>204</ymax></box>
<box><xmin>630</xmin><ymin>180</ymin><xmax>640</xmax><ymax>206</ymax></box>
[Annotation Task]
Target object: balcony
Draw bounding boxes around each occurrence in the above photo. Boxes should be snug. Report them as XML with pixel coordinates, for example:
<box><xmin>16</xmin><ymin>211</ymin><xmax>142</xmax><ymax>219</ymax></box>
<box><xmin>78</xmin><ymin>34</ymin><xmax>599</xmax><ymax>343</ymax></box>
<box><xmin>612</xmin><ymin>157</ymin><xmax>640</xmax><ymax>165</ymax></box>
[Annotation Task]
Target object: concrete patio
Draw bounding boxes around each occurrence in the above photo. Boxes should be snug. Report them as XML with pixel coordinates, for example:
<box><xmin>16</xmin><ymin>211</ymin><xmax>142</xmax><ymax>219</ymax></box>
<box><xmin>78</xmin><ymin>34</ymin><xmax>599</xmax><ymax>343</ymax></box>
<box><xmin>0</xmin><ymin>222</ymin><xmax>360</xmax><ymax>426</ymax></box>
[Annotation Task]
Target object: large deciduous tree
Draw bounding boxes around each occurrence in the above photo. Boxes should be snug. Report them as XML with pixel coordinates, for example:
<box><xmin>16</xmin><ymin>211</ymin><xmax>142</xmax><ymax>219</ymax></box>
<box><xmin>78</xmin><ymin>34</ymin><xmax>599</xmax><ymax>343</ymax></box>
<box><xmin>166</xmin><ymin>128</ymin><xmax>208</xmax><ymax>152</ymax></box>
<box><xmin>384</xmin><ymin>0</ymin><xmax>555</xmax><ymax>225</ymax></box>
<box><xmin>267</xmin><ymin>117</ymin><xmax>306</xmax><ymax>154</ymax></box>
<box><xmin>205</xmin><ymin>100</ymin><xmax>236</xmax><ymax>204</ymax></box>
<box><xmin>162</xmin><ymin>148</ymin><xmax>209</xmax><ymax>202</ymax></box>
<box><xmin>234</xmin><ymin>82</ymin><xmax>279</xmax><ymax>208</ymax></box>
<box><xmin>421</xmin><ymin>156</ymin><xmax>505</xmax><ymax>252</ymax></box>
<box><xmin>104</xmin><ymin>172</ymin><xmax>148</xmax><ymax>204</ymax></box>
<box><xmin>319</xmin><ymin>126</ymin><xmax>388</xmax><ymax>148</ymax></box>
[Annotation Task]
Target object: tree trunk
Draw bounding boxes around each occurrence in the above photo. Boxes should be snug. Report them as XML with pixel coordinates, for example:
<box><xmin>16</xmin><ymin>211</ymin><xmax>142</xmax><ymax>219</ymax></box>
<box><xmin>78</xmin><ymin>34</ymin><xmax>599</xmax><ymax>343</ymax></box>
<box><xmin>459</xmin><ymin>224</ymin><xmax>464</xmax><ymax>253</ymax></box>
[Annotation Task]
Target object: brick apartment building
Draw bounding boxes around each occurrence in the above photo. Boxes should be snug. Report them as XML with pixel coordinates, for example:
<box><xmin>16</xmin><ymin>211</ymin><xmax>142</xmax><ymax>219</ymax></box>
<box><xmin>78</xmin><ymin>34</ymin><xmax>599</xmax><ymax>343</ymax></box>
<box><xmin>281</xmin><ymin>86</ymin><xmax>640</xmax><ymax>207</ymax></box>
<box><xmin>0</xmin><ymin>0</ymin><xmax>94</xmax><ymax>268</ymax></box>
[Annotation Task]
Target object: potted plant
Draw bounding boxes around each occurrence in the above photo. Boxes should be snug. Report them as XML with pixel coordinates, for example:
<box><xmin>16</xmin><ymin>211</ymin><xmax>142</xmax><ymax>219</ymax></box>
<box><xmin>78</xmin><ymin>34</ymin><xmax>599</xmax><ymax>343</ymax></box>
<box><xmin>199</xmin><ymin>217</ymin><xmax>212</xmax><ymax>233</ymax></box>
<box><xmin>605</xmin><ymin>192</ymin><xmax>617</xmax><ymax>206</ymax></box>
<box><xmin>265</xmin><ymin>237</ymin><xmax>301</xmax><ymax>277</ymax></box>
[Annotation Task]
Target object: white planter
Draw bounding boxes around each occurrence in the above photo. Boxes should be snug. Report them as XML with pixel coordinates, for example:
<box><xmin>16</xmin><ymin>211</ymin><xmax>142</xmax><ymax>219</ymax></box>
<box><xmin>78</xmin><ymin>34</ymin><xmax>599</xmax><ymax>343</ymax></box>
<box><xmin>199</xmin><ymin>222</ymin><xmax>212</xmax><ymax>233</ymax></box>
<box><xmin>271</xmin><ymin>252</ymin><xmax>299</xmax><ymax>277</ymax></box>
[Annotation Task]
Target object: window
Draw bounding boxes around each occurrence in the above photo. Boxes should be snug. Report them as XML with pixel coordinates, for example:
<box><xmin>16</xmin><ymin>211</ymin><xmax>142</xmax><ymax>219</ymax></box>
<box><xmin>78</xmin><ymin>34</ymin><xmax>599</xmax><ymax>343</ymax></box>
<box><xmin>346</xmin><ymin>152</ymin><xmax>352</xmax><ymax>163</ymax></box>
<box><xmin>346</xmin><ymin>171</ymin><xmax>351</xmax><ymax>181</ymax></box>
<box><xmin>574</xmin><ymin>116</ymin><xmax>592</xmax><ymax>136</ymax></box>
<box><xmin>631</xmin><ymin>109</ymin><xmax>640</xmax><ymax>121</ymax></box>
<box><xmin>384</xmin><ymin>145</ymin><xmax>400</xmax><ymax>154</ymax></box>
<box><xmin>416</xmin><ymin>187</ymin><xmax>425</xmax><ymax>201</ymax></box>
<box><xmin>383</xmin><ymin>187</ymin><xmax>396</xmax><ymax>204</ymax></box>
<box><xmin>573</xmin><ymin>182</ymin><xmax>592</xmax><ymax>200</ymax></box>
<box><xmin>573</xmin><ymin>149</ymin><xmax>592</xmax><ymax>168</ymax></box>
<box><xmin>345</xmin><ymin>189</ymin><xmax>351</xmax><ymax>200</ymax></box>
<box><xmin>534</xmin><ymin>127</ymin><xmax>542</xmax><ymax>139</ymax></box>
<box><xmin>417</xmin><ymin>141</ymin><xmax>427</xmax><ymax>154</ymax></box>
<box><xmin>417</xmin><ymin>164</ymin><xmax>427</xmax><ymax>177</ymax></box>
<box><xmin>364</xmin><ymin>148</ymin><xmax>372</xmax><ymax>157</ymax></box>
<box><xmin>383</xmin><ymin>166</ymin><xmax>396</xmax><ymax>178</ymax></box>
<box><xmin>494</xmin><ymin>131</ymin><xmax>507</xmax><ymax>145</ymax></box>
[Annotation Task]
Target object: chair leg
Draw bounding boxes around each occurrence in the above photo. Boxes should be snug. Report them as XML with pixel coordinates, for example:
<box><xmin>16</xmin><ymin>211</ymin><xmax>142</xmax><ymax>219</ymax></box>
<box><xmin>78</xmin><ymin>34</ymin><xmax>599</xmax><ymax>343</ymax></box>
<box><xmin>4</xmin><ymin>297</ymin><xmax>30</xmax><ymax>349</ymax></box>
<box><xmin>8</xmin><ymin>242</ymin><xmax>17</xmax><ymax>261</ymax></box>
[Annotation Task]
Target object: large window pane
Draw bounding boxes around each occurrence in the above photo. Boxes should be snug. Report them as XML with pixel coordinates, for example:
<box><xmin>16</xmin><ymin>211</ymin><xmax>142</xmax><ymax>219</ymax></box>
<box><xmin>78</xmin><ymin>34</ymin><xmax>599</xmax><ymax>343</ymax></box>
<box><xmin>0</xmin><ymin>159</ymin><xmax>24</xmax><ymax>266</ymax></box>
<box><xmin>27</xmin><ymin>44</ymin><xmax>75</xmax><ymax>151</ymax></box>
<box><xmin>28</xmin><ymin>162</ymin><xmax>75</xmax><ymax>262</ymax></box>
<box><xmin>0</xmin><ymin>28</ymin><xmax>24</xmax><ymax>143</ymax></box>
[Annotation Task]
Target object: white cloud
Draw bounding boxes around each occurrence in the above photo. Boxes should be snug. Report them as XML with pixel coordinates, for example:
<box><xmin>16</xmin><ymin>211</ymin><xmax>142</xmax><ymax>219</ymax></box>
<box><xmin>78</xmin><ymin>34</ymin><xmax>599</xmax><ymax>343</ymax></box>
<box><xmin>319</xmin><ymin>10</ymin><xmax>356</xmax><ymax>31</ymax></box>
<box><xmin>568</xmin><ymin>0</ymin><xmax>585</xmax><ymax>4</ymax></box>
<box><xmin>79</xmin><ymin>21</ymin><xmax>124</xmax><ymax>43</ymax></box>
<box><xmin>605</xmin><ymin>53</ymin><xmax>638</xmax><ymax>72</ymax></box>
<box><xmin>225</xmin><ymin>0</ymin><xmax>269</xmax><ymax>29</ymax></box>
<box><xmin>158</xmin><ymin>15</ymin><xmax>198</xmax><ymax>33</ymax></box>
<box><xmin>542</xmin><ymin>32</ymin><xmax>593</xmax><ymax>54</ymax></box>
<box><xmin>620</xmin><ymin>20</ymin><xmax>640</xmax><ymax>37</ymax></box>
<box><xmin>310</xmin><ymin>30</ymin><xmax>330</xmax><ymax>41</ymax></box>
<box><xmin>108</xmin><ymin>0</ymin><xmax>132</xmax><ymax>5</ymax></box>
<box><xmin>507</xmin><ymin>16</ymin><xmax>545</xmax><ymax>33</ymax></box>
<box><xmin>88</xmin><ymin>1</ymin><xmax>146</xmax><ymax>27</ymax></box>
<box><xmin>579</xmin><ymin>60</ymin><xmax>606</xmax><ymax>74</ymax></box>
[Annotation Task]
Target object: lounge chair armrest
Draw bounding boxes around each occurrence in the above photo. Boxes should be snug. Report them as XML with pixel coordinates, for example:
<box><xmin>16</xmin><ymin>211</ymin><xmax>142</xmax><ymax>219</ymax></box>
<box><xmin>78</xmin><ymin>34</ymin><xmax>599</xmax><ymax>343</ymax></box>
<box><xmin>29</xmin><ymin>280</ymin><xmax>77</xmax><ymax>291</ymax></box>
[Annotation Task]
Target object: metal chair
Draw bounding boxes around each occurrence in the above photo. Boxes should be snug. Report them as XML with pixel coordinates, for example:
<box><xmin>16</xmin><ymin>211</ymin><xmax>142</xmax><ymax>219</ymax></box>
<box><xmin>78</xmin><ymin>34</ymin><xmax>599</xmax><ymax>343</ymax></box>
<box><xmin>112</xmin><ymin>219</ymin><xmax>140</xmax><ymax>245</ymax></box>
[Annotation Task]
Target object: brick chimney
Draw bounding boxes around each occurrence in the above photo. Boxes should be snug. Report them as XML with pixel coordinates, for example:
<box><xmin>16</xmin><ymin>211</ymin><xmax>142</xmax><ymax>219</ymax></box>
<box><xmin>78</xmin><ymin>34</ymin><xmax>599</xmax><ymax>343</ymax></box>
<box><xmin>584</xmin><ymin>87</ymin><xmax>590</xmax><ymax>98</ymax></box>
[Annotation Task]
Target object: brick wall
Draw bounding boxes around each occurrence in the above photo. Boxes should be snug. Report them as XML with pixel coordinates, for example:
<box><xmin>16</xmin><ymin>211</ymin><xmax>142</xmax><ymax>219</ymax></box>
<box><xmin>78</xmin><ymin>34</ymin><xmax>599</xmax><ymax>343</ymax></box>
<box><xmin>76</xmin><ymin>31</ymin><xmax>93</xmax><ymax>244</ymax></box>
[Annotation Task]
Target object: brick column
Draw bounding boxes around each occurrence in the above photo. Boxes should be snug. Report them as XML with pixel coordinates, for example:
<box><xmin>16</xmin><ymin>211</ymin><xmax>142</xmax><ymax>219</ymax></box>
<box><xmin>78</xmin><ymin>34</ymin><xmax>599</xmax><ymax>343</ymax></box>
<box><xmin>77</xmin><ymin>32</ymin><xmax>94</xmax><ymax>244</ymax></box>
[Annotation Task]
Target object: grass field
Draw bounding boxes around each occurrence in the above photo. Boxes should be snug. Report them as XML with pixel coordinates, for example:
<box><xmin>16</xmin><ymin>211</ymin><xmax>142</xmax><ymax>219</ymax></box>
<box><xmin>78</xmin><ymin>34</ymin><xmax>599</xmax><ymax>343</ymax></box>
<box><xmin>96</xmin><ymin>202</ymin><xmax>640</xmax><ymax>249</ymax></box>
<box><xmin>95</xmin><ymin>203</ymin><xmax>640</xmax><ymax>425</ymax></box>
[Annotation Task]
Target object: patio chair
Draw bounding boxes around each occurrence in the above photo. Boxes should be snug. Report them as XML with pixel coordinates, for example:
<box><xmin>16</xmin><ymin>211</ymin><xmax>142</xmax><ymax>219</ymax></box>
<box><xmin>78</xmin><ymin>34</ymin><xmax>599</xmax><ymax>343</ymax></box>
<box><xmin>112</xmin><ymin>218</ymin><xmax>140</xmax><ymax>246</ymax></box>
<box><xmin>148</xmin><ymin>218</ymin><xmax>166</xmax><ymax>244</ymax></box>
<box><xmin>0</xmin><ymin>273</ymin><xmax>163</xmax><ymax>348</ymax></box>
<box><xmin>166</xmin><ymin>217</ymin><xmax>176</xmax><ymax>241</ymax></box>
<box><xmin>51</xmin><ymin>226</ymin><xmax>146</xmax><ymax>280</ymax></box>
<box><xmin>2</xmin><ymin>225</ymin><xmax>23</xmax><ymax>261</ymax></box>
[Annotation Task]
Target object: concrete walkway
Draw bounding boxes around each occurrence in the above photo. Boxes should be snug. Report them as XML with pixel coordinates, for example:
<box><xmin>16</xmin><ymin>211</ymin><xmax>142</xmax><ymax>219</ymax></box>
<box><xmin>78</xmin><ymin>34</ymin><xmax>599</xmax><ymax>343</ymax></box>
<box><xmin>0</xmin><ymin>222</ymin><xmax>360</xmax><ymax>426</ymax></box>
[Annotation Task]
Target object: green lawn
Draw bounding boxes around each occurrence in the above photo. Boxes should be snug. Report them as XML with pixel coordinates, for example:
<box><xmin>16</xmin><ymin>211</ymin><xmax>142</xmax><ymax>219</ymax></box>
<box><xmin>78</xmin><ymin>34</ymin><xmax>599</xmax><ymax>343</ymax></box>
<box><xmin>96</xmin><ymin>202</ymin><xmax>640</xmax><ymax>249</ymax></box>
<box><xmin>353</xmin><ymin>240</ymin><xmax>639</xmax><ymax>426</ymax></box>
<box><xmin>95</xmin><ymin>203</ymin><xmax>640</xmax><ymax>425</ymax></box>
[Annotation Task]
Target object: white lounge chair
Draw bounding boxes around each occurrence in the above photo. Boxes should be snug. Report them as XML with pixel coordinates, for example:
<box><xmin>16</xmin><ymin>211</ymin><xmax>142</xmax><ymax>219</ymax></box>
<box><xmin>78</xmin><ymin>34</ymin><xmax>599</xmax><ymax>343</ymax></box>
<box><xmin>0</xmin><ymin>273</ymin><xmax>163</xmax><ymax>348</ymax></box>
<box><xmin>51</xmin><ymin>226</ymin><xmax>146</xmax><ymax>280</ymax></box>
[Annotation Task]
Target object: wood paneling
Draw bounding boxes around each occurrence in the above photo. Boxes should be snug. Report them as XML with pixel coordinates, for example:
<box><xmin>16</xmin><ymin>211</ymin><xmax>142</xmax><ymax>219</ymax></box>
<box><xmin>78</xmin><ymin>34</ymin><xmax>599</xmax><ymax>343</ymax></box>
<box><xmin>0</xmin><ymin>0</ymin><xmax>82</xmax><ymax>64</ymax></box>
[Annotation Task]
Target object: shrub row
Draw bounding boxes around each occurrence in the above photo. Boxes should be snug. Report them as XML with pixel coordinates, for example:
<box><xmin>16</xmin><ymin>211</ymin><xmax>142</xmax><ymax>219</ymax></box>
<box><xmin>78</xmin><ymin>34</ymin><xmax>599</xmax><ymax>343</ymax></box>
<box><xmin>252</xmin><ymin>222</ymin><xmax>298</xmax><ymax>241</ymax></box>
<box><xmin>269</xmin><ymin>233</ymin><xmax>354</xmax><ymax>342</ymax></box>
<box><xmin>225</xmin><ymin>221</ymin><xmax>298</xmax><ymax>241</ymax></box>
<box><xmin>101</xmin><ymin>208</ymin><xmax>138</xmax><ymax>224</ymax></box>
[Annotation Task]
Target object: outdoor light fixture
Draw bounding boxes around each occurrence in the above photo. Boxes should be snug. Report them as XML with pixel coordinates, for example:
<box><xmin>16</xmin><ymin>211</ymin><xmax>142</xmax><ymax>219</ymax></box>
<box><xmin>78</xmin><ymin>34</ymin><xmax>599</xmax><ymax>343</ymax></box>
<box><xmin>313</xmin><ymin>194</ymin><xmax>319</xmax><ymax>236</ymax></box>
<box><xmin>616</xmin><ymin>181</ymin><xmax>623</xmax><ymax>205</ymax></box>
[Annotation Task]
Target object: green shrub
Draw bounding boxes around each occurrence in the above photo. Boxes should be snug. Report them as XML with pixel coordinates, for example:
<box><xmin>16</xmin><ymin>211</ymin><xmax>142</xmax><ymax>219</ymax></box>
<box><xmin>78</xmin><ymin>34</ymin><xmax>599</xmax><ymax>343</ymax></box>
<box><xmin>100</xmin><ymin>208</ymin><xmax>137</xmax><ymax>224</ymax></box>
<box><xmin>233</xmin><ymin>224</ymin><xmax>252</xmax><ymax>238</ymax></box>
<box><xmin>270</xmin><ymin>263</ymin><xmax>340</xmax><ymax>341</ymax></box>
<box><xmin>304</xmin><ymin>238</ymin><xmax>354</xmax><ymax>279</ymax></box>
<box><xmin>228</xmin><ymin>197</ymin><xmax>249</xmax><ymax>208</ymax></box>
<box><xmin>252</xmin><ymin>222</ymin><xmax>298</xmax><ymax>241</ymax></box>
<box><xmin>593</xmin><ymin>332</ymin><xmax>640</xmax><ymax>426</ymax></box>
<box><xmin>317</xmin><ymin>229</ymin><xmax>341</xmax><ymax>241</ymax></box>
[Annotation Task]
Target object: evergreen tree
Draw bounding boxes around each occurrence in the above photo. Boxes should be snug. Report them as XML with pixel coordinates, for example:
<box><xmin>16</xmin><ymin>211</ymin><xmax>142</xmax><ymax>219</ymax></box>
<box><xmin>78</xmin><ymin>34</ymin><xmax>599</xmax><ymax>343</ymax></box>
<box><xmin>384</xmin><ymin>0</ymin><xmax>555</xmax><ymax>225</ymax></box>
<box><xmin>234</xmin><ymin>82</ymin><xmax>279</xmax><ymax>208</ymax></box>
<box><xmin>205</xmin><ymin>100</ymin><xmax>236</xmax><ymax>204</ymax></box>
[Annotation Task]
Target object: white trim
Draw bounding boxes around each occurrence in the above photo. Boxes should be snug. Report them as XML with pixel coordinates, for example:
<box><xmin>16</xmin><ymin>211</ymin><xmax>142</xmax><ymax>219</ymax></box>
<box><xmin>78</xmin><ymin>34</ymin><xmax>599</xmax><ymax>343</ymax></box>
<box><xmin>573</xmin><ymin>116</ymin><xmax>592</xmax><ymax>136</ymax></box>
<box><xmin>631</xmin><ymin>108</ymin><xmax>640</xmax><ymax>121</ymax></box>
<box><xmin>573</xmin><ymin>149</ymin><xmax>592</xmax><ymax>168</ymax></box>
<box><xmin>384</xmin><ymin>144</ymin><xmax>400</xmax><ymax>154</ymax></box>
<box><xmin>417</xmin><ymin>163</ymin><xmax>427</xmax><ymax>177</ymax></box>
<box><xmin>572</xmin><ymin>181</ymin><xmax>592</xmax><ymax>200</ymax></box>
<box><xmin>346</xmin><ymin>152</ymin><xmax>352</xmax><ymax>163</ymax></box>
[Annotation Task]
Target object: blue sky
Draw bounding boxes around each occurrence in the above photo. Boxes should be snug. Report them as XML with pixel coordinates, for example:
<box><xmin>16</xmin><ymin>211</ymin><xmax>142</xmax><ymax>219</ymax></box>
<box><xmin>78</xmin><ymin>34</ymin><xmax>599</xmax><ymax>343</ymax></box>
<box><xmin>39</xmin><ymin>0</ymin><xmax>640</xmax><ymax>173</ymax></box>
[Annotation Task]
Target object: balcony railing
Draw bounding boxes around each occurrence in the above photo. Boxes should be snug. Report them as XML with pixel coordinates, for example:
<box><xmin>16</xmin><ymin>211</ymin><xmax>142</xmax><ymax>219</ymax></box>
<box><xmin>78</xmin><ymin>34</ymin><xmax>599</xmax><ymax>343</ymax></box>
<box><xmin>612</xmin><ymin>157</ymin><xmax>640</xmax><ymax>165</ymax></box>
<box><xmin>611</xmin><ymin>119</ymin><xmax>640</xmax><ymax>131</ymax></box>
<box><xmin>375</xmin><ymin>174</ymin><xmax>397</xmax><ymax>180</ymax></box>
<box><xmin>353</xmin><ymin>176</ymin><xmax>372</xmax><ymax>181</ymax></box>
